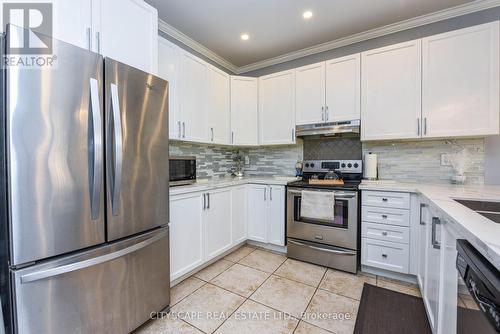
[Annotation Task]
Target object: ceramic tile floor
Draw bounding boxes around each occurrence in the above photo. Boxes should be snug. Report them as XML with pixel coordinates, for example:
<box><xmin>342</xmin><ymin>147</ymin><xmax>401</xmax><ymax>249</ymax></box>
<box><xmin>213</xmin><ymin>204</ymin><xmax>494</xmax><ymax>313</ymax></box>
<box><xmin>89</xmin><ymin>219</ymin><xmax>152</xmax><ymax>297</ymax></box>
<box><xmin>136</xmin><ymin>244</ymin><xmax>422</xmax><ymax>334</ymax></box>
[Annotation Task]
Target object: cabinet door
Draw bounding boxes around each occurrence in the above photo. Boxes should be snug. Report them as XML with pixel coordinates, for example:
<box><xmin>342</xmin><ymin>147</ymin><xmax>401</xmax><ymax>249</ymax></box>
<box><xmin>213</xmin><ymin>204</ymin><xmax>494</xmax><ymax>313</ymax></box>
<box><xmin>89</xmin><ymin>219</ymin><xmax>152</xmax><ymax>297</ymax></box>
<box><xmin>179</xmin><ymin>52</ymin><xmax>209</xmax><ymax>143</ymax></box>
<box><xmin>417</xmin><ymin>203</ymin><xmax>428</xmax><ymax>291</ymax></box>
<box><xmin>247</xmin><ymin>185</ymin><xmax>268</xmax><ymax>243</ymax></box>
<box><xmin>158</xmin><ymin>37</ymin><xmax>181</xmax><ymax>139</ymax></box>
<box><xmin>259</xmin><ymin>70</ymin><xmax>296</xmax><ymax>145</ymax></box>
<box><xmin>267</xmin><ymin>186</ymin><xmax>285</xmax><ymax>246</ymax></box>
<box><xmin>204</xmin><ymin>188</ymin><xmax>233</xmax><ymax>260</ymax></box>
<box><xmin>325</xmin><ymin>54</ymin><xmax>361</xmax><ymax>122</ymax></box>
<box><xmin>98</xmin><ymin>0</ymin><xmax>158</xmax><ymax>73</ymax></box>
<box><xmin>230</xmin><ymin>76</ymin><xmax>258</xmax><ymax>145</ymax></box>
<box><xmin>423</xmin><ymin>211</ymin><xmax>442</xmax><ymax>333</ymax></box>
<box><xmin>422</xmin><ymin>22</ymin><xmax>500</xmax><ymax>138</ymax></box>
<box><xmin>438</xmin><ymin>223</ymin><xmax>459</xmax><ymax>334</ymax></box>
<box><xmin>170</xmin><ymin>193</ymin><xmax>204</xmax><ymax>280</ymax></box>
<box><xmin>52</xmin><ymin>0</ymin><xmax>92</xmax><ymax>50</ymax></box>
<box><xmin>295</xmin><ymin>62</ymin><xmax>325</xmax><ymax>125</ymax></box>
<box><xmin>361</xmin><ymin>40</ymin><xmax>422</xmax><ymax>141</ymax></box>
<box><xmin>208</xmin><ymin>66</ymin><xmax>230</xmax><ymax>145</ymax></box>
<box><xmin>231</xmin><ymin>186</ymin><xmax>247</xmax><ymax>244</ymax></box>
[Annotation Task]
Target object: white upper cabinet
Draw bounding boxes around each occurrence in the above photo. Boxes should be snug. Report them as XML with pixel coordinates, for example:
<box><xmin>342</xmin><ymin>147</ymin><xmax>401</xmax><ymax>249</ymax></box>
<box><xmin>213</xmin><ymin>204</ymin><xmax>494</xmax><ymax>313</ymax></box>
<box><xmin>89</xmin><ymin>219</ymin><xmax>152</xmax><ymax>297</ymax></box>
<box><xmin>179</xmin><ymin>51</ymin><xmax>209</xmax><ymax>143</ymax></box>
<box><xmin>230</xmin><ymin>76</ymin><xmax>259</xmax><ymax>146</ymax></box>
<box><xmin>259</xmin><ymin>70</ymin><xmax>296</xmax><ymax>145</ymax></box>
<box><xmin>158</xmin><ymin>37</ymin><xmax>181</xmax><ymax>140</ymax></box>
<box><xmin>325</xmin><ymin>54</ymin><xmax>361</xmax><ymax>122</ymax></box>
<box><xmin>361</xmin><ymin>40</ymin><xmax>422</xmax><ymax>141</ymax></box>
<box><xmin>97</xmin><ymin>0</ymin><xmax>158</xmax><ymax>73</ymax></box>
<box><xmin>207</xmin><ymin>66</ymin><xmax>231</xmax><ymax>145</ymax></box>
<box><xmin>52</xmin><ymin>0</ymin><xmax>92</xmax><ymax>50</ymax></box>
<box><xmin>422</xmin><ymin>22</ymin><xmax>500</xmax><ymax>138</ymax></box>
<box><xmin>50</xmin><ymin>0</ymin><xmax>158</xmax><ymax>73</ymax></box>
<box><xmin>295</xmin><ymin>62</ymin><xmax>326</xmax><ymax>125</ymax></box>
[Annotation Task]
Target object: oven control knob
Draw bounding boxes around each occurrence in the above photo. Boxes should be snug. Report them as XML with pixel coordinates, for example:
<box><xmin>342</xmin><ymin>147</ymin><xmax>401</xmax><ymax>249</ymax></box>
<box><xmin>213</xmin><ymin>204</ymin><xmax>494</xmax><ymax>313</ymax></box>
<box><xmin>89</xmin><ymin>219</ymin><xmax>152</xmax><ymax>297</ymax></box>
<box><xmin>310</xmin><ymin>163</ymin><xmax>315</xmax><ymax>168</ymax></box>
<box><xmin>347</xmin><ymin>163</ymin><xmax>352</xmax><ymax>168</ymax></box>
<box><xmin>341</xmin><ymin>163</ymin><xmax>346</xmax><ymax>168</ymax></box>
<box><xmin>354</xmin><ymin>163</ymin><xmax>359</xmax><ymax>168</ymax></box>
<box><xmin>305</xmin><ymin>163</ymin><xmax>310</xmax><ymax>168</ymax></box>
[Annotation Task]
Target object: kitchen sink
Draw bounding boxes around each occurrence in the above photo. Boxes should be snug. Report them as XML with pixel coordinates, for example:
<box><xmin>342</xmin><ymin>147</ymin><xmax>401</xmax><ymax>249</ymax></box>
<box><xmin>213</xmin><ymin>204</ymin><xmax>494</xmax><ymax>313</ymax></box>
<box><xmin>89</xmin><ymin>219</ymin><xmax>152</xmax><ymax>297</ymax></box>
<box><xmin>454</xmin><ymin>199</ymin><xmax>500</xmax><ymax>224</ymax></box>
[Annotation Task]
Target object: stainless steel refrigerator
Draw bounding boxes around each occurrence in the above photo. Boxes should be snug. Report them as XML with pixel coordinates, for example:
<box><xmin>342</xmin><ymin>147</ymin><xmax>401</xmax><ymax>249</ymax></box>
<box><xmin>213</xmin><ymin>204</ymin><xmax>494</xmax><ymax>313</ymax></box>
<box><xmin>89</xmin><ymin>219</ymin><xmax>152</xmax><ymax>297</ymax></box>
<box><xmin>0</xmin><ymin>25</ymin><xmax>170</xmax><ymax>333</ymax></box>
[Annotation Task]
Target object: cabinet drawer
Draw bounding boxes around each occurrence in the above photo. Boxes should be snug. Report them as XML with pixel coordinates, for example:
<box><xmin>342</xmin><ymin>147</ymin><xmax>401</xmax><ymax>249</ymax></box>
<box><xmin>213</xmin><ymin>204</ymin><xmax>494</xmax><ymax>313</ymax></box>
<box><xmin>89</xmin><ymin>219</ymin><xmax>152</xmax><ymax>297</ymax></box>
<box><xmin>361</xmin><ymin>206</ymin><xmax>410</xmax><ymax>227</ymax></box>
<box><xmin>362</xmin><ymin>191</ymin><xmax>410</xmax><ymax>209</ymax></box>
<box><xmin>361</xmin><ymin>238</ymin><xmax>409</xmax><ymax>273</ymax></box>
<box><xmin>362</xmin><ymin>222</ymin><xmax>410</xmax><ymax>244</ymax></box>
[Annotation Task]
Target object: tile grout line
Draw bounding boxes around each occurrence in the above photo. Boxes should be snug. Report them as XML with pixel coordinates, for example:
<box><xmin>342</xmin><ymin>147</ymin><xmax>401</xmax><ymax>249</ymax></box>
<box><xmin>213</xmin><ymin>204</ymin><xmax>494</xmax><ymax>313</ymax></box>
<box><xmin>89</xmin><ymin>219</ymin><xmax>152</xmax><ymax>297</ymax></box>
<box><xmin>293</xmin><ymin>269</ymin><xmax>330</xmax><ymax>334</ymax></box>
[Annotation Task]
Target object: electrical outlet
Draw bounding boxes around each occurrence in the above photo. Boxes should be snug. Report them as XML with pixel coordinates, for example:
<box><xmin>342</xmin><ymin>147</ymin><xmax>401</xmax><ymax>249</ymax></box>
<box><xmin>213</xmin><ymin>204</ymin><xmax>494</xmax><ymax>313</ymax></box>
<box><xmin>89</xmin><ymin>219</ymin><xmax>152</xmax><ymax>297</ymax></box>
<box><xmin>441</xmin><ymin>153</ymin><xmax>452</xmax><ymax>166</ymax></box>
<box><xmin>244</xmin><ymin>156</ymin><xmax>250</xmax><ymax>165</ymax></box>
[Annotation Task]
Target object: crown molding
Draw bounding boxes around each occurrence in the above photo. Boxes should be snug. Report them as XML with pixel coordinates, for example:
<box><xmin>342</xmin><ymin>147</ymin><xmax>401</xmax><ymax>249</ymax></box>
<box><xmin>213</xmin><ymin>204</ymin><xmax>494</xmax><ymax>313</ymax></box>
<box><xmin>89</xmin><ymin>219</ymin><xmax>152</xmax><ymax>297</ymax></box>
<box><xmin>158</xmin><ymin>0</ymin><xmax>500</xmax><ymax>75</ymax></box>
<box><xmin>158</xmin><ymin>19</ymin><xmax>239</xmax><ymax>73</ymax></box>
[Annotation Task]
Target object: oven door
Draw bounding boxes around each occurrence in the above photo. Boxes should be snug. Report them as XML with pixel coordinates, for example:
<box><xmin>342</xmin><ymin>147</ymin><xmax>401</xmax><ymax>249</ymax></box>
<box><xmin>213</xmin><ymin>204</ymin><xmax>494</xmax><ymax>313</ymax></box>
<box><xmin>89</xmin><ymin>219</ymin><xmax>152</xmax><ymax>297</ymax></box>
<box><xmin>286</xmin><ymin>187</ymin><xmax>358</xmax><ymax>250</ymax></box>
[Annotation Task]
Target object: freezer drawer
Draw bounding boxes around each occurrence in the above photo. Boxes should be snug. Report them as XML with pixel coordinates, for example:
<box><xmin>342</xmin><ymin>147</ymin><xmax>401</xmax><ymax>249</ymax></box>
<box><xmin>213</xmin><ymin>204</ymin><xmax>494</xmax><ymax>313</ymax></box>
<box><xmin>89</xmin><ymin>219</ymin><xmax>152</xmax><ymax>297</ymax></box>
<box><xmin>11</xmin><ymin>228</ymin><xmax>170</xmax><ymax>334</ymax></box>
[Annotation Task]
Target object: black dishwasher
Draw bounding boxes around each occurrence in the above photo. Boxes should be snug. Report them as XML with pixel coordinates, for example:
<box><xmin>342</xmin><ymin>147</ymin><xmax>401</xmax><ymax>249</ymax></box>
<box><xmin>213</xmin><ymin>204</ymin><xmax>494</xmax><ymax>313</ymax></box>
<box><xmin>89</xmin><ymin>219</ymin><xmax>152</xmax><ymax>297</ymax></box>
<box><xmin>456</xmin><ymin>239</ymin><xmax>499</xmax><ymax>333</ymax></box>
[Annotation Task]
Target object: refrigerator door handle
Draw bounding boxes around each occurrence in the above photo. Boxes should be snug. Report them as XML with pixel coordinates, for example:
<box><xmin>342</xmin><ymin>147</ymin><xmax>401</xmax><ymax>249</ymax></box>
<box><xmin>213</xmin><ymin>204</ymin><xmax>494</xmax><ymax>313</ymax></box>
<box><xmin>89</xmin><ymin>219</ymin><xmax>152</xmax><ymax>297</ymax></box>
<box><xmin>89</xmin><ymin>78</ymin><xmax>103</xmax><ymax>220</ymax></box>
<box><xmin>110</xmin><ymin>83</ymin><xmax>123</xmax><ymax>216</ymax></box>
<box><xmin>19</xmin><ymin>230</ymin><xmax>167</xmax><ymax>284</ymax></box>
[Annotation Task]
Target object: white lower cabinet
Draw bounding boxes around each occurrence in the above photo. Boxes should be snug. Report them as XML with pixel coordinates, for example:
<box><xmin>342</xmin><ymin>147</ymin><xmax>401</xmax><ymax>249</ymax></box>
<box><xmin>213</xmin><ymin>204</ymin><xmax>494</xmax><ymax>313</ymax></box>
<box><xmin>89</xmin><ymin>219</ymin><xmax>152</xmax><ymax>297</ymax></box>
<box><xmin>170</xmin><ymin>192</ymin><xmax>204</xmax><ymax>281</ymax></box>
<box><xmin>423</xmin><ymin>208</ymin><xmax>442</xmax><ymax>333</ymax></box>
<box><xmin>267</xmin><ymin>186</ymin><xmax>285</xmax><ymax>246</ymax></box>
<box><xmin>231</xmin><ymin>186</ymin><xmax>248</xmax><ymax>244</ymax></box>
<box><xmin>247</xmin><ymin>185</ymin><xmax>268</xmax><ymax>243</ymax></box>
<box><xmin>247</xmin><ymin>184</ymin><xmax>286</xmax><ymax>246</ymax></box>
<box><xmin>170</xmin><ymin>183</ymin><xmax>285</xmax><ymax>281</ymax></box>
<box><xmin>204</xmin><ymin>188</ymin><xmax>233</xmax><ymax>261</ymax></box>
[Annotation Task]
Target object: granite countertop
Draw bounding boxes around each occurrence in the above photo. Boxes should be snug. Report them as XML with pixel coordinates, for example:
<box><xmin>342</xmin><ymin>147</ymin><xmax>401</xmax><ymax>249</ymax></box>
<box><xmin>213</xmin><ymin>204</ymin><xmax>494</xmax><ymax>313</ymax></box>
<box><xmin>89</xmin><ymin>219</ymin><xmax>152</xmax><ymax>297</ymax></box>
<box><xmin>360</xmin><ymin>180</ymin><xmax>500</xmax><ymax>270</ymax></box>
<box><xmin>169</xmin><ymin>175</ymin><xmax>299</xmax><ymax>196</ymax></box>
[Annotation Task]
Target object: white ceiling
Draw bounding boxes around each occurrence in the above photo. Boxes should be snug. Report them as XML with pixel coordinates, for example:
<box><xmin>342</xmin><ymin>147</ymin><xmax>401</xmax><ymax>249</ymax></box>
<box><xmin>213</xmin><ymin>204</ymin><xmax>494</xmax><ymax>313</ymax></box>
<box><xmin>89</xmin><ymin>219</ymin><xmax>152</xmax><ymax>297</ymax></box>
<box><xmin>146</xmin><ymin>0</ymin><xmax>479</xmax><ymax>69</ymax></box>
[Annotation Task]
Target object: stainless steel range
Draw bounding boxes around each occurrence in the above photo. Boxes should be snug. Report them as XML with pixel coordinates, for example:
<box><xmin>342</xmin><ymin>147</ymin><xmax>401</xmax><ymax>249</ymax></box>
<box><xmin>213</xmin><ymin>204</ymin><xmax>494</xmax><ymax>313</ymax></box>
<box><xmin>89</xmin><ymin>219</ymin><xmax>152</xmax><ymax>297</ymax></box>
<box><xmin>287</xmin><ymin>160</ymin><xmax>362</xmax><ymax>273</ymax></box>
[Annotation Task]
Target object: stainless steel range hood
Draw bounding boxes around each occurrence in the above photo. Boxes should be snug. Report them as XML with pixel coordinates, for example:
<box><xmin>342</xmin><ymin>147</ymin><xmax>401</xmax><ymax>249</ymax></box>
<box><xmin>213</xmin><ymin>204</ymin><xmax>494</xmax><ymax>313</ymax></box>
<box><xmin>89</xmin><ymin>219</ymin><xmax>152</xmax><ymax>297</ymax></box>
<box><xmin>296</xmin><ymin>119</ymin><xmax>360</xmax><ymax>137</ymax></box>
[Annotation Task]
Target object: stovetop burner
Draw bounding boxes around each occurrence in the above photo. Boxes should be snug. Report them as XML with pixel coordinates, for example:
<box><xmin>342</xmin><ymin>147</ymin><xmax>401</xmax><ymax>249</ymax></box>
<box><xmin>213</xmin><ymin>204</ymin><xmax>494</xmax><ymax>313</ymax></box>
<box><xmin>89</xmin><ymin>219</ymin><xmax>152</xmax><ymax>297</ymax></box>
<box><xmin>289</xmin><ymin>159</ymin><xmax>363</xmax><ymax>190</ymax></box>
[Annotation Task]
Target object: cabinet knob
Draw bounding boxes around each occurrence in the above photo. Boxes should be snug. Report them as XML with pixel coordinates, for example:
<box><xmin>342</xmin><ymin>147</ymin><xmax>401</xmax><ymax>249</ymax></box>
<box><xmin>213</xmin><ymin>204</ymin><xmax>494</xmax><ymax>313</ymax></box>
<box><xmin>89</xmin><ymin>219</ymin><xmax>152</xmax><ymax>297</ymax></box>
<box><xmin>382</xmin><ymin>231</ymin><xmax>388</xmax><ymax>236</ymax></box>
<box><xmin>381</xmin><ymin>214</ymin><xmax>388</xmax><ymax>219</ymax></box>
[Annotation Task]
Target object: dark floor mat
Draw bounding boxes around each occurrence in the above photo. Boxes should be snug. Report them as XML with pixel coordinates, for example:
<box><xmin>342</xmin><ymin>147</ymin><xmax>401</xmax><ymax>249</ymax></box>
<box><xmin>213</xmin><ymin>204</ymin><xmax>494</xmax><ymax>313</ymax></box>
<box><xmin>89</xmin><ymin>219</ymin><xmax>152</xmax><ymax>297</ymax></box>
<box><xmin>354</xmin><ymin>283</ymin><xmax>432</xmax><ymax>334</ymax></box>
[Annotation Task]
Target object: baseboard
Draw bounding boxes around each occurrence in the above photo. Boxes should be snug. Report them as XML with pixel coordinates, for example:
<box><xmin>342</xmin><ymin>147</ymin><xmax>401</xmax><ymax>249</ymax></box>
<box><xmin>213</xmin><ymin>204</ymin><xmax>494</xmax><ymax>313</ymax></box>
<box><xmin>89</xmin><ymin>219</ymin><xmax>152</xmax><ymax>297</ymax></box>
<box><xmin>246</xmin><ymin>240</ymin><xmax>287</xmax><ymax>254</ymax></box>
<box><xmin>361</xmin><ymin>265</ymin><xmax>418</xmax><ymax>284</ymax></box>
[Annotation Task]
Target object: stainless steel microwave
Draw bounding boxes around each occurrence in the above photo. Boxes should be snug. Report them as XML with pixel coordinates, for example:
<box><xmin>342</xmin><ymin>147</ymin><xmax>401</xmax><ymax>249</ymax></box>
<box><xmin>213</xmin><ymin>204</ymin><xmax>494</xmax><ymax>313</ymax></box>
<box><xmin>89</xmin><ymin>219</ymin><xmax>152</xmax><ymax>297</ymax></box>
<box><xmin>169</xmin><ymin>156</ymin><xmax>196</xmax><ymax>186</ymax></box>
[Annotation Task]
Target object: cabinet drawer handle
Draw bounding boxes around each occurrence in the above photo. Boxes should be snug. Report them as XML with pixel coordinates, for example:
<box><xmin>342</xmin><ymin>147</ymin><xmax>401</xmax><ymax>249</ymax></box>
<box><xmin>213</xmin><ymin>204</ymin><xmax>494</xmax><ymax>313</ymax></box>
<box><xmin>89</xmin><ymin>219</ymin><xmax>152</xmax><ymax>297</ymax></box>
<box><xmin>382</xmin><ymin>253</ymin><xmax>388</xmax><ymax>258</ymax></box>
<box><xmin>382</xmin><ymin>198</ymin><xmax>388</xmax><ymax>202</ymax></box>
<box><xmin>382</xmin><ymin>231</ymin><xmax>388</xmax><ymax>236</ymax></box>
<box><xmin>381</xmin><ymin>214</ymin><xmax>388</xmax><ymax>219</ymax></box>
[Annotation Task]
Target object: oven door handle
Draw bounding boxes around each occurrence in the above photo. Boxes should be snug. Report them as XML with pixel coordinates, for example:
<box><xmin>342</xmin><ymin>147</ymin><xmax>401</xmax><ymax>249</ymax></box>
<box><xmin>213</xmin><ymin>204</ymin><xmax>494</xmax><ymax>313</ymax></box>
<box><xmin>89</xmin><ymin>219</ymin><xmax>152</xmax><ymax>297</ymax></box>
<box><xmin>287</xmin><ymin>189</ymin><xmax>356</xmax><ymax>198</ymax></box>
<box><xmin>288</xmin><ymin>240</ymin><xmax>356</xmax><ymax>256</ymax></box>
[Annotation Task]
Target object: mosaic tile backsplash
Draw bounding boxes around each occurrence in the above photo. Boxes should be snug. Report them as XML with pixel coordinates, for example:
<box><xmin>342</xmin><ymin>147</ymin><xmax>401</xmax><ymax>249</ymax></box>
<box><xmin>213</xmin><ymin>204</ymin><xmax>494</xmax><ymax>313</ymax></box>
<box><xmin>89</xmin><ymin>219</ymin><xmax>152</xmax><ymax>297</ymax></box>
<box><xmin>363</xmin><ymin>138</ymin><xmax>485</xmax><ymax>184</ymax></box>
<box><xmin>170</xmin><ymin>137</ymin><xmax>485</xmax><ymax>184</ymax></box>
<box><xmin>169</xmin><ymin>140</ymin><xmax>303</xmax><ymax>178</ymax></box>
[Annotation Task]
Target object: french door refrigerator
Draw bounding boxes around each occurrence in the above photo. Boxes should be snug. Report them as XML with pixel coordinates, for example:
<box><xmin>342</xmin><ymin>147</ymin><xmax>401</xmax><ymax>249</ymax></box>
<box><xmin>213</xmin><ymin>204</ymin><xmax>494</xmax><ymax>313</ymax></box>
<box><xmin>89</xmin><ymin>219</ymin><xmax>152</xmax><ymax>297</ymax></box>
<box><xmin>0</xmin><ymin>25</ymin><xmax>170</xmax><ymax>333</ymax></box>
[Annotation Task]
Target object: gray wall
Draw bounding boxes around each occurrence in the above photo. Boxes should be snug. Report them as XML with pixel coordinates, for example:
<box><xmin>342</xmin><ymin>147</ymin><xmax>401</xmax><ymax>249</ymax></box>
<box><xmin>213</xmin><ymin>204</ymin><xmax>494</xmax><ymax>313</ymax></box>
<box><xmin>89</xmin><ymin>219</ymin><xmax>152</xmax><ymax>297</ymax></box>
<box><xmin>485</xmin><ymin>136</ymin><xmax>500</xmax><ymax>185</ymax></box>
<box><xmin>241</xmin><ymin>7</ymin><xmax>500</xmax><ymax>76</ymax></box>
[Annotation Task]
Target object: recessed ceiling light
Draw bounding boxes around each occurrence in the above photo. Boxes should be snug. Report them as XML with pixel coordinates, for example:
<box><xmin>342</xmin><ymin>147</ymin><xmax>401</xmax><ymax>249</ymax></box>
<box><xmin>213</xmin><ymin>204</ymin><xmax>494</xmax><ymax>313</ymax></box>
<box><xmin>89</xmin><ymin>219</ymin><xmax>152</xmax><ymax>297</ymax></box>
<box><xmin>303</xmin><ymin>10</ymin><xmax>313</xmax><ymax>19</ymax></box>
<box><xmin>240</xmin><ymin>33</ymin><xmax>249</xmax><ymax>41</ymax></box>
